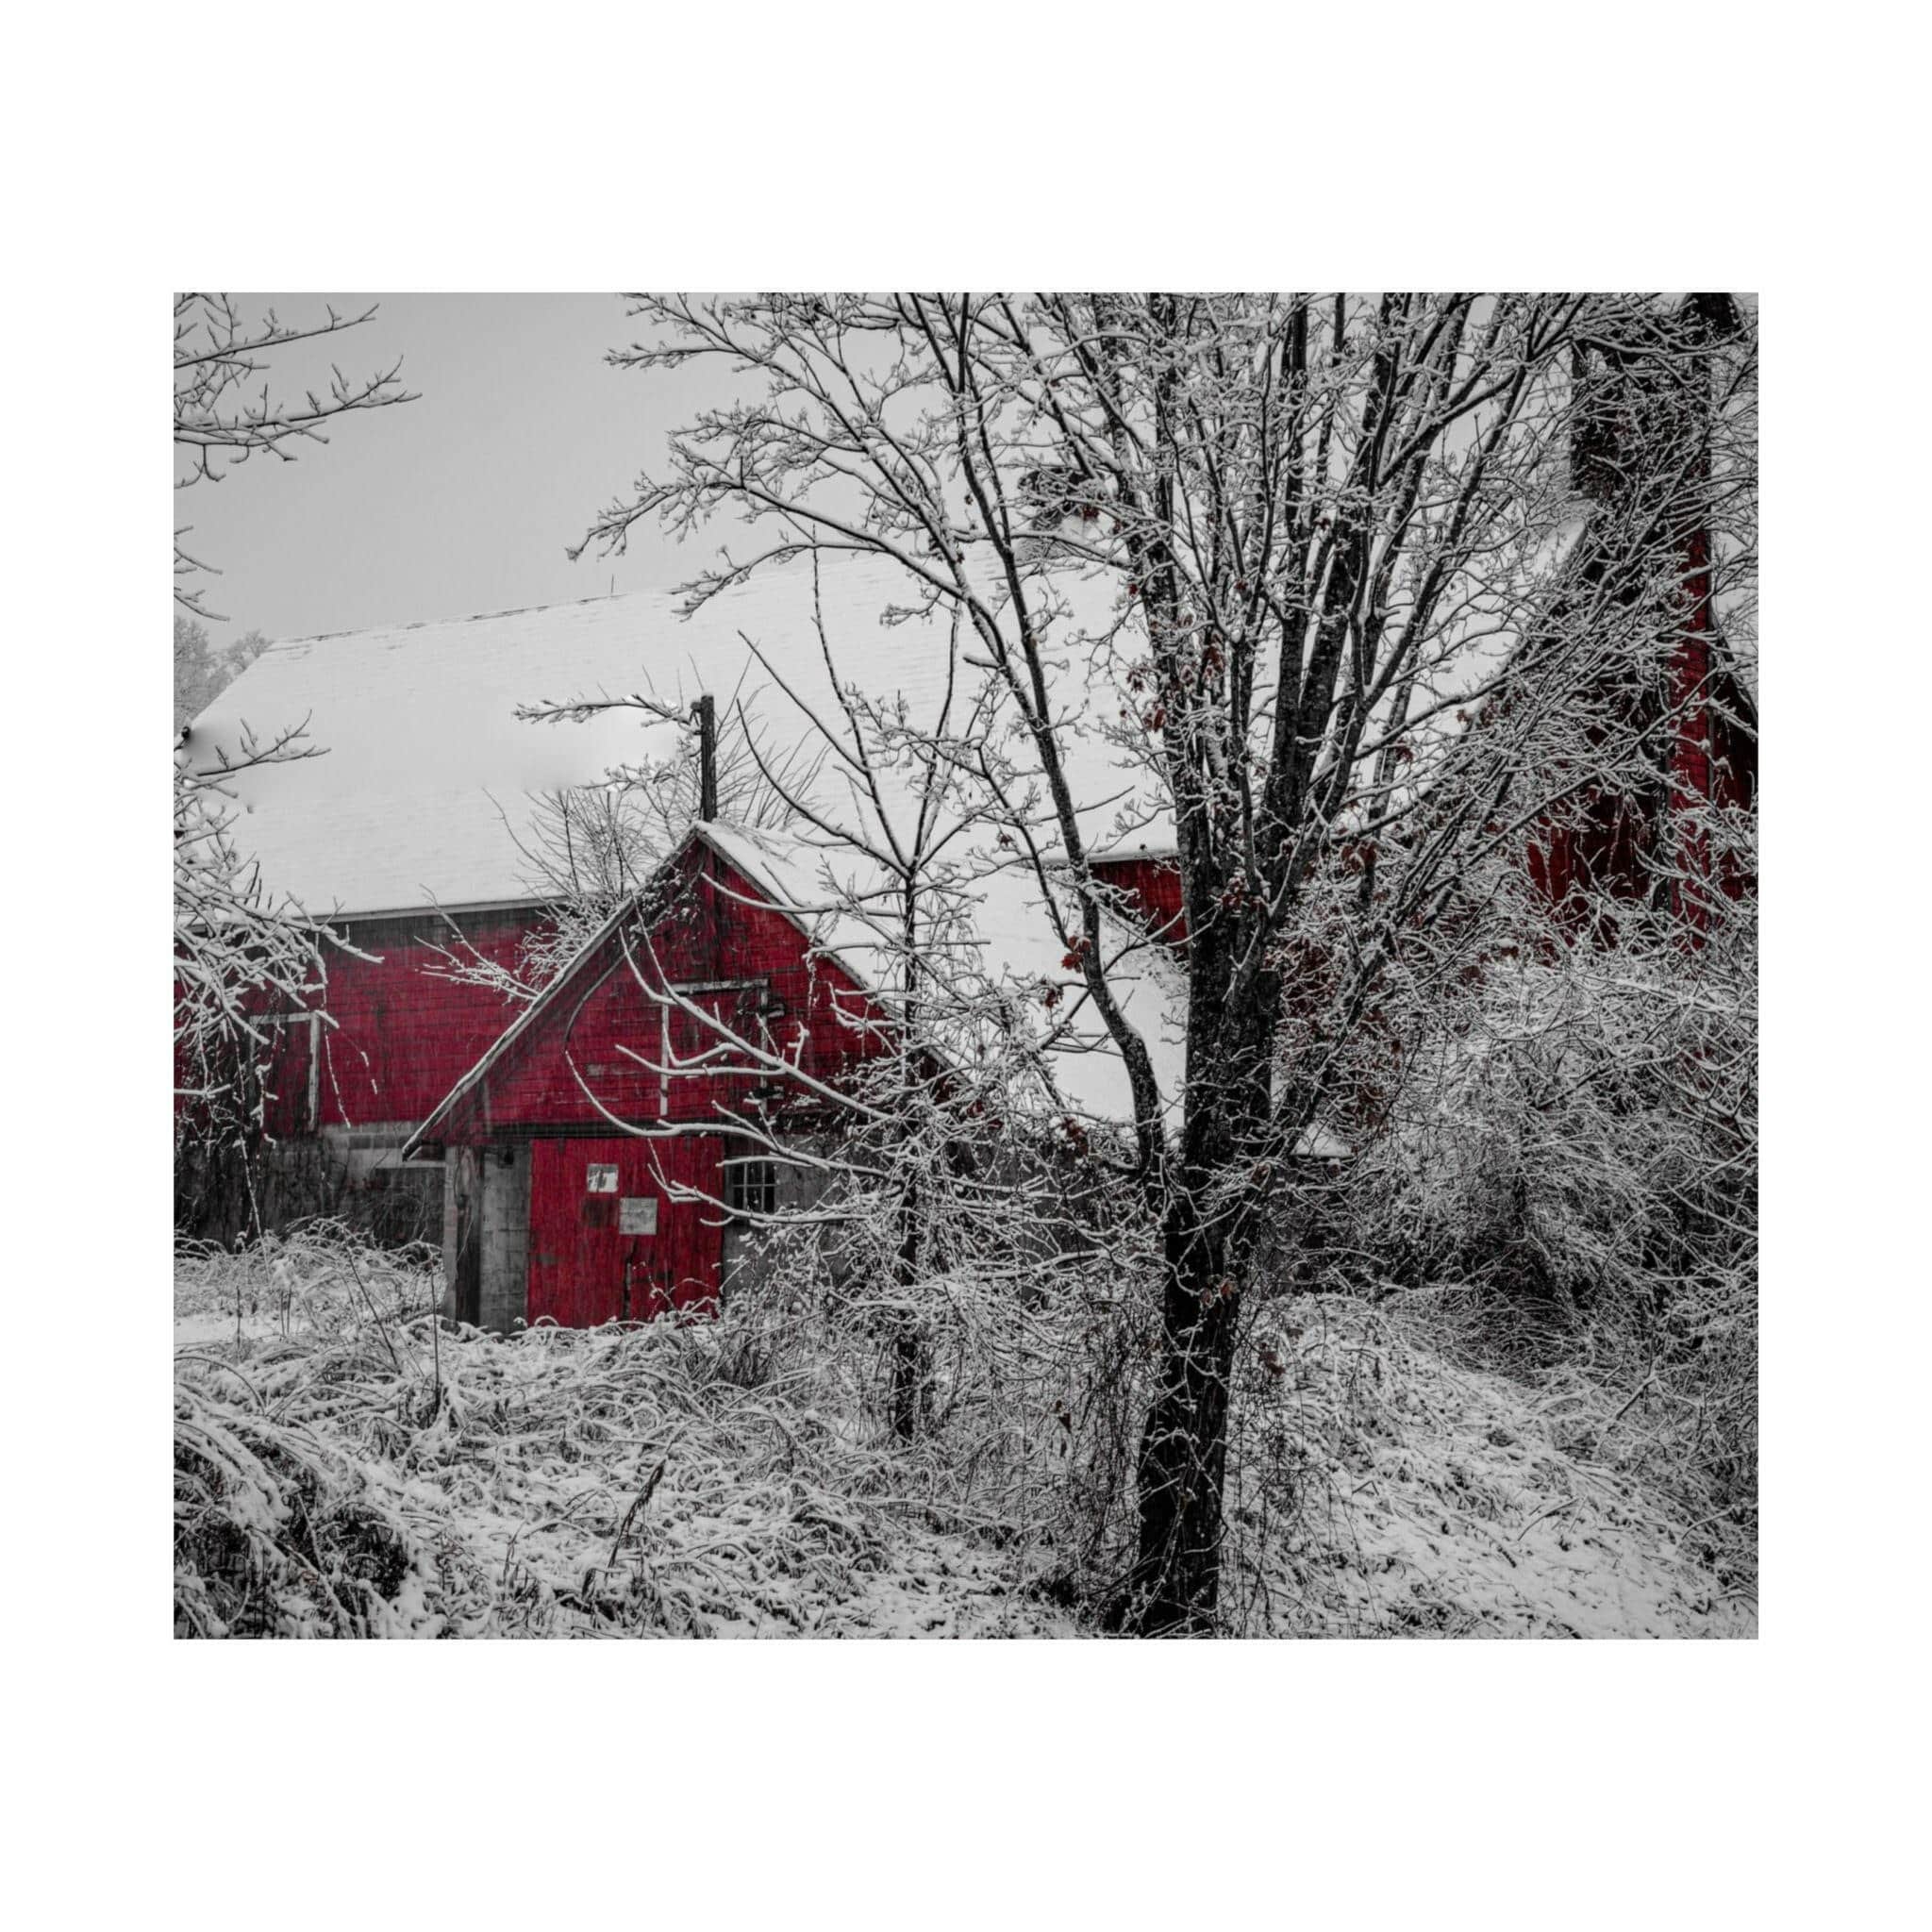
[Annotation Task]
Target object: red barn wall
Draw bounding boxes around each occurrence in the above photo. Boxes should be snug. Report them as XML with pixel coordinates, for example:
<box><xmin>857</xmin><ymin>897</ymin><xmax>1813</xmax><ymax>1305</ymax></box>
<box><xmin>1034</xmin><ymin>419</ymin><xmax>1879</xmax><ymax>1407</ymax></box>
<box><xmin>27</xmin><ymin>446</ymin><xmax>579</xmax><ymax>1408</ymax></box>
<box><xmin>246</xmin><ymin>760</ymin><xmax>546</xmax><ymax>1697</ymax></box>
<box><xmin>1524</xmin><ymin>642</ymin><xmax>1757</xmax><ymax>932</ymax></box>
<box><xmin>527</xmin><ymin>1135</ymin><xmax>724</xmax><ymax>1324</ymax></box>
<box><xmin>260</xmin><ymin>909</ymin><xmax>538</xmax><ymax>1141</ymax></box>
<box><xmin>1092</xmin><ymin>856</ymin><xmax>1187</xmax><ymax>946</ymax></box>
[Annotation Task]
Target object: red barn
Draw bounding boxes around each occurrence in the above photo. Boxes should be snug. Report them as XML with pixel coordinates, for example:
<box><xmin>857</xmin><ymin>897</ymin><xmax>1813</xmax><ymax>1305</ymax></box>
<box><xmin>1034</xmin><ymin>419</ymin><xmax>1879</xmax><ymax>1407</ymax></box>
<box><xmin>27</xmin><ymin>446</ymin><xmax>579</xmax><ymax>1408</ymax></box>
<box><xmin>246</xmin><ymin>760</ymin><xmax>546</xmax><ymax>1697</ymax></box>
<box><xmin>183</xmin><ymin>558</ymin><xmax>1184</xmax><ymax>1294</ymax></box>
<box><xmin>401</xmin><ymin>824</ymin><xmax>895</xmax><ymax>1327</ymax></box>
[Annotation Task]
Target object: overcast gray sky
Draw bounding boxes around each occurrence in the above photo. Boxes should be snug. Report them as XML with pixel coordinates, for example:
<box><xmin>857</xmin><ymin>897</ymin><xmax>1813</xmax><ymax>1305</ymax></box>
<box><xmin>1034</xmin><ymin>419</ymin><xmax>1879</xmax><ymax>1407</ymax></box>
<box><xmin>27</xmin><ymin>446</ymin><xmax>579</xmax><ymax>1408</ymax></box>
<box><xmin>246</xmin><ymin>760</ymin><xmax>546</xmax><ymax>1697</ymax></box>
<box><xmin>177</xmin><ymin>294</ymin><xmax>719</xmax><ymax>645</ymax></box>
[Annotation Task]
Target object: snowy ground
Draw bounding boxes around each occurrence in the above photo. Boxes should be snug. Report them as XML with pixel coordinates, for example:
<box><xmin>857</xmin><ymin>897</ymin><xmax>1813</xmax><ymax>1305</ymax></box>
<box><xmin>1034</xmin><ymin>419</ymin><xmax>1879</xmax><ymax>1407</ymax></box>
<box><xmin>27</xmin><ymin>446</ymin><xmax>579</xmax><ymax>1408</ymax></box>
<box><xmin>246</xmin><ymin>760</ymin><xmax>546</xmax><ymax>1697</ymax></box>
<box><xmin>175</xmin><ymin>1243</ymin><xmax>1749</xmax><ymax>1639</ymax></box>
<box><xmin>174</xmin><ymin>1245</ymin><xmax>1076</xmax><ymax>1639</ymax></box>
<box><xmin>1223</xmin><ymin>1298</ymin><xmax>1755</xmax><ymax>1638</ymax></box>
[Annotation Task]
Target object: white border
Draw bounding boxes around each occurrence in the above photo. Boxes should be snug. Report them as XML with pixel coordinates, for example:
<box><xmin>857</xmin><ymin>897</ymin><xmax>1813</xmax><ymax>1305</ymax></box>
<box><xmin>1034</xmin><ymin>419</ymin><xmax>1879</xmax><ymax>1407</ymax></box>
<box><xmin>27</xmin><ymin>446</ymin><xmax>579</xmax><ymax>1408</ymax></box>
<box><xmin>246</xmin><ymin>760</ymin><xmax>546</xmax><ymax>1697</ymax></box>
<box><xmin>5</xmin><ymin>0</ymin><xmax>1922</xmax><ymax>1923</ymax></box>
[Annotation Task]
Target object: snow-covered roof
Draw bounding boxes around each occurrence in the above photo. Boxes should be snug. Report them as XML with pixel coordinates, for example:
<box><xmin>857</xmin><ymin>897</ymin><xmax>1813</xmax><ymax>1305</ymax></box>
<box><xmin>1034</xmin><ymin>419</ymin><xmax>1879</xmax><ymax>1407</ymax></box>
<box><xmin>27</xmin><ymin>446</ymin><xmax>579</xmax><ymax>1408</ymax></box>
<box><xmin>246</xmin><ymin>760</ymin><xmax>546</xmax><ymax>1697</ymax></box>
<box><xmin>185</xmin><ymin>553</ymin><xmax>1160</xmax><ymax>920</ymax></box>
<box><xmin>698</xmin><ymin>821</ymin><xmax>1190</xmax><ymax>1127</ymax></box>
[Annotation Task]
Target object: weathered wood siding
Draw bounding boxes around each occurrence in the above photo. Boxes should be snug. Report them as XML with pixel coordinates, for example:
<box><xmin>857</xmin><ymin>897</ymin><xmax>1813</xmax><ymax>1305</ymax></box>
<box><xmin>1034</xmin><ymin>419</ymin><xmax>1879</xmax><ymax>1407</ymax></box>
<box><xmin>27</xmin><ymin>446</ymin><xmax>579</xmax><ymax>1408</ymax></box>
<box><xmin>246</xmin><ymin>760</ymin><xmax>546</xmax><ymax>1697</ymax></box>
<box><xmin>1092</xmin><ymin>855</ymin><xmax>1188</xmax><ymax>946</ymax></box>
<box><xmin>262</xmin><ymin>909</ymin><xmax>537</xmax><ymax>1141</ymax></box>
<box><xmin>464</xmin><ymin>844</ymin><xmax>885</xmax><ymax>1140</ymax></box>
<box><xmin>526</xmin><ymin>1134</ymin><xmax>724</xmax><ymax>1324</ymax></box>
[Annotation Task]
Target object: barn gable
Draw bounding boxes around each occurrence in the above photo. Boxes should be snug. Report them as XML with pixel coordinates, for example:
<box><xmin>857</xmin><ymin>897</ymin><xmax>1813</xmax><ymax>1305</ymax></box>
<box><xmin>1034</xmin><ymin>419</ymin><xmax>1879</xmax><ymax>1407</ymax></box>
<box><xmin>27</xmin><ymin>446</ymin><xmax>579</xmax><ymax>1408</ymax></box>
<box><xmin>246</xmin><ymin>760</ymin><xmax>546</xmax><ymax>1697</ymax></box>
<box><xmin>407</xmin><ymin>825</ymin><xmax>884</xmax><ymax>1161</ymax></box>
<box><xmin>400</xmin><ymin>824</ymin><xmax>890</xmax><ymax>1329</ymax></box>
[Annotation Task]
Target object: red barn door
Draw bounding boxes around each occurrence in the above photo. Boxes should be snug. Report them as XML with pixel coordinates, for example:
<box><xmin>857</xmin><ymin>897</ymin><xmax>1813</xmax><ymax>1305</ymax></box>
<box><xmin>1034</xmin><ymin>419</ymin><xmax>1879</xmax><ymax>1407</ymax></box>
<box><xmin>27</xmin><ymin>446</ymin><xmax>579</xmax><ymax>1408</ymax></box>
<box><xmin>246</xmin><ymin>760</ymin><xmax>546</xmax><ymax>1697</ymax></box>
<box><xmin>526</xmin><ymin>1135</ymin><xmax>724</xmax><ymax>1326</ymax></box>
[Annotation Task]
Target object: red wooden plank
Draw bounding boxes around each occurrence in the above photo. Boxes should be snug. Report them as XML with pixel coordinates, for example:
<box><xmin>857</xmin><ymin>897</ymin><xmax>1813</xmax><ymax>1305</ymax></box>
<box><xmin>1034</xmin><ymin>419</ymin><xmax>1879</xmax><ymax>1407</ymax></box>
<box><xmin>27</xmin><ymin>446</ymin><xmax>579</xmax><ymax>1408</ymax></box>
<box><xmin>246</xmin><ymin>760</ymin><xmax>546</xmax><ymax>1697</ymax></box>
<box><xmin>1092</xmin><ymin>856</ymin><xmax>1187</xmax><ymax>945</ymax></box>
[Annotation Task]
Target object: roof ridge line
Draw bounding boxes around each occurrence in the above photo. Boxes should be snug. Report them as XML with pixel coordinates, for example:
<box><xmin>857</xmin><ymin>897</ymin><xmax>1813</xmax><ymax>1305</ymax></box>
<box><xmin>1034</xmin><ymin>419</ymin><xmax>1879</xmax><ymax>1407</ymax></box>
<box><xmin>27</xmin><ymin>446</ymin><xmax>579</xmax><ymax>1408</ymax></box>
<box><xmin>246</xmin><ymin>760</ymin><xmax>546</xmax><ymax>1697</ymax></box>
<box><xmin>265</xmin><ymin>588</ymin><xmax>660</xmax><ymax>649</ymax></box>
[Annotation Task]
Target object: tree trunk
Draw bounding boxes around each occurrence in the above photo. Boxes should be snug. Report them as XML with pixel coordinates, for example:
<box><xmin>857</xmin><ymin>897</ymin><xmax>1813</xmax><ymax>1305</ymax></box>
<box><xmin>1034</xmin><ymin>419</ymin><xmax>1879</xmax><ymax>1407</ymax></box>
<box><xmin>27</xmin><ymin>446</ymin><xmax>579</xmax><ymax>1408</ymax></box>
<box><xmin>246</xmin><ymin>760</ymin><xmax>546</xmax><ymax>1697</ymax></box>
<box><xmin>889</xmin><ymin>1174</ymin><xmax>928</xmax><ymax>1441</ymax></box>
<box><xmin>1110</xmin><ymin>1222</ymin><xmax>1242</xmax><ymax>1634</ymax></box>
<box><xmin>891</xmin><ymin>1324</ymin><xmax>929</xmax><ymax>1441</ymax></box>
<box><xmin>1109</xmin><ymin>966</ymin><xmax>1275</xmax><ymax>1636</ymax></box>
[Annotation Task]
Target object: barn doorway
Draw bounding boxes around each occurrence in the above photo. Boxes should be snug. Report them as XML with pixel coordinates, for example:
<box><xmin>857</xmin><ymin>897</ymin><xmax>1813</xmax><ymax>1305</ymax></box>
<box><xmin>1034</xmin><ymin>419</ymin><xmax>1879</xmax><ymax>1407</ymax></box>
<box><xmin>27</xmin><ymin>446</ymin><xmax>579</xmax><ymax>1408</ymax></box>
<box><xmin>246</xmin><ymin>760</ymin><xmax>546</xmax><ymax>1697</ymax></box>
<box><xmin>526</xmin><ymin>1136</ymin><xmax>724</xmax><ymax>1326</ymax></box>
<box><xmin>448</xmin><ymin>1147</ymin><xmax>483</xmax><ymax>1327</ymax></box>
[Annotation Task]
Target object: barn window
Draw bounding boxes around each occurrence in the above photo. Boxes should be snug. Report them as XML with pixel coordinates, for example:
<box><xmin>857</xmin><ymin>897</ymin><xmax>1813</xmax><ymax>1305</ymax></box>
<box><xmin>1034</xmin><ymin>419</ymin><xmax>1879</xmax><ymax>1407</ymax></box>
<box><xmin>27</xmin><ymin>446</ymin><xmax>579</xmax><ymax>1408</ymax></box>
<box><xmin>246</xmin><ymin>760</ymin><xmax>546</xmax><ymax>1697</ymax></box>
<box><xmin>724</xmin><ymin>1159</ymin><xmax>777</xmax><ymax>1217</ymax></box>
<box><xmin>660</xmin><ymin>981</ymin><xmax>764</xmax><ymax>1117</ymax></box>
<box><xmin>586</xmin><ymin>1163</ymin><xmax>619</xmax><ymax>1194</ymax></box>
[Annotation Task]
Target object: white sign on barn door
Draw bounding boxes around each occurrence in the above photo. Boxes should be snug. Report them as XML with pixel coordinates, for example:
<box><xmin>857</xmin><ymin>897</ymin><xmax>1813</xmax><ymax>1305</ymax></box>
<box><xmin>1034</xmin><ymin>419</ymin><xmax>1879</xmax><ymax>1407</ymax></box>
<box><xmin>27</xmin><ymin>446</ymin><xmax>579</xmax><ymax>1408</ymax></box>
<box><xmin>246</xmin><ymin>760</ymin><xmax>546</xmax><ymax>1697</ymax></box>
<box><xmin>619</xmin><ymin>1196</ymin><xmax>658</xmax><ymax>1236</ymax></box>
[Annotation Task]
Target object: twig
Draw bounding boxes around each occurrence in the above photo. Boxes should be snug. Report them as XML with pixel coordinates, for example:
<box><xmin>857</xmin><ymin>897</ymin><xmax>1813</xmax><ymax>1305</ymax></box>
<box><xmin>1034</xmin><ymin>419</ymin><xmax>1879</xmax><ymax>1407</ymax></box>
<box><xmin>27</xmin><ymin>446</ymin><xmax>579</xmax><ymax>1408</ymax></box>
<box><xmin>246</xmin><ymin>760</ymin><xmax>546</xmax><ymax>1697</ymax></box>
<box><xmin>1587</xmin><ymin>1357</ymin><xmax>1660</xmax><ymax>1459</ymax></box>
<box><xmin>608</xmin><ymin>1453</ymin><xmax>671</xmax><ymax>1568</ymax></box>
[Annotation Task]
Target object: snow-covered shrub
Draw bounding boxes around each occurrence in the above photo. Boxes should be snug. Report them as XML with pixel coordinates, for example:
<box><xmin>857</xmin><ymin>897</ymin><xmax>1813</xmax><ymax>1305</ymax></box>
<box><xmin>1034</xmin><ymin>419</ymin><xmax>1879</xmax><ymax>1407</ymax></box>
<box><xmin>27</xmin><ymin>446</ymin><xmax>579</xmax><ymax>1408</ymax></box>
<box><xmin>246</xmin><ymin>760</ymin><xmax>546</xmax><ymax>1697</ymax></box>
<box><xmin>175</xmin><ymin>1220</ymin><xmax>437</xmax><ymax>1343</ymax></box>
<box><xmin>1330</xmin><ymin>880</ymin><xmax>1757</xmax><ymax>1584</ymax></box>
<box><xmin>174</xmin><ymin>1216</ymin><xmax>1748</xmax><ymax>1637</ymax></box>
<box><xmin>175</xmin><ymin>1231</ymin><xmax>1089</xmax><ymax>1638</ymax></box>
<box><xmin>1217</xmin><ymin>1292</ymin><xmax>1752</xmax><ymax>1636</ymax></box>
<box><xmin>691</xmin><ymin>1176</ymin><xmax>1163</xmax><ymax>1607</ymax></box>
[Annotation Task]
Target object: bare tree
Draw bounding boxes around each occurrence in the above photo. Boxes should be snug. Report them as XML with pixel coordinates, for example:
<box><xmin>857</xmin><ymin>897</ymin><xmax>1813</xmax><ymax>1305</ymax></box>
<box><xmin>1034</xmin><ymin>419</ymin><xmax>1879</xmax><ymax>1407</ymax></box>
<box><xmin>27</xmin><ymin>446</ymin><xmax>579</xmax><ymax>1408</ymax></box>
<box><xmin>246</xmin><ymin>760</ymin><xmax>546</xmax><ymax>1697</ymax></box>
<box><xmin>174</xmin><ymin>293</ymin><xmax>415</xmax><ymax>621</ymax></box>
<box><xmin>174</xmin><ymin>295</ymin><xmax>414</xmax><ymax>1235</ymax></box>
<box><xmin>174</xmin><ymin>719</ymin><xmax>348</xmax><ymax>1235</ymax></box>
<box><xmin>514</xmin><ymin>558</ymin><xmax>1124</xmax><ymax>1452</ymax></box>
<box><xmin>175</xmin><ymin>614</ymin><xmax>271</xmax><ymax>734</ymax></box>
<box><xmin>572</xmin><ymin>292</ymin><xmax>1755</xmax><ymax>1631</ymax></box>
